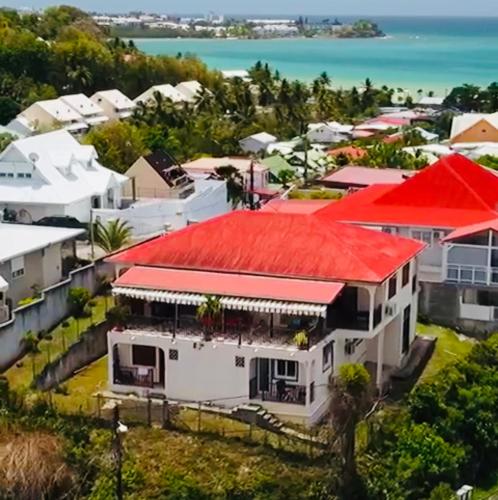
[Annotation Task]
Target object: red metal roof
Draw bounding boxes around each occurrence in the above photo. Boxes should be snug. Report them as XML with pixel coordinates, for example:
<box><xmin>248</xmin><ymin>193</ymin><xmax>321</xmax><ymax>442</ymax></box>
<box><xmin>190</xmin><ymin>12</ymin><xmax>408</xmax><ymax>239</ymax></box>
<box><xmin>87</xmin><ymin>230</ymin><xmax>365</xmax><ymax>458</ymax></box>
<box><xmin>317</xmin><ymin>154</ymin><xmax>498</xmax><ymax>228</ymax></box>
<box><xmin>260</xmin><ymin>199</ymin><xmax>332</xmax><ymax>214</ymax></box>
<box><xmin>320</xmin><ymin>166</ymin><xmax>413</xmax><ymax>188</ymax></box>
<box><xmin>108</xmin><ymin>211</ymin><xmax>425</xmax><ymax>284</ymax></box>
<box><xmin>442</xmin><ymin>219</ymin><xmax>498</xmax><ymax>242</ymax></box>
<box><xmin>115</xmin><ymin>266</ymin><xmax>345</xmax><ymax>304</ymax></box>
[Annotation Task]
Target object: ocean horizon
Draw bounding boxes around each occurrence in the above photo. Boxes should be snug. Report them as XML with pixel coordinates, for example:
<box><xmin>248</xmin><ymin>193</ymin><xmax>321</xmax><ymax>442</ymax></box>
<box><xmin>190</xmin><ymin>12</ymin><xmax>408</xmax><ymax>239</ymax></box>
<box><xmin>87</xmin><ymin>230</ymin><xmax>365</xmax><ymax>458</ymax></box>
<box><xmin>135</xmin><ymin>16</ymin><xmax>498</xmax><ymax>94</ymax></box>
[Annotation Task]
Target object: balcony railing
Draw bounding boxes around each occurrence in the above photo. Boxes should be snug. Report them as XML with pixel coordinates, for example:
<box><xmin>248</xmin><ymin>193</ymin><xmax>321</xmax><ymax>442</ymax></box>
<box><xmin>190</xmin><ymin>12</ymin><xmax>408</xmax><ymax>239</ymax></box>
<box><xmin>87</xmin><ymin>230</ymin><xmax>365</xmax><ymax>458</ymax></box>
<box><xmin>113</xmin><ymin>366</ymin><xmax>154</xmax><ymax>388</ymax></box>
<box><xmin>250</xmin><ymin>379</ymin><xmax>306</xmax><ymax>406</ymax></box>
<box><xmin>445</xmin><ymin>264</ymin><xmax>498</xmax><ymax>285</ymax></box>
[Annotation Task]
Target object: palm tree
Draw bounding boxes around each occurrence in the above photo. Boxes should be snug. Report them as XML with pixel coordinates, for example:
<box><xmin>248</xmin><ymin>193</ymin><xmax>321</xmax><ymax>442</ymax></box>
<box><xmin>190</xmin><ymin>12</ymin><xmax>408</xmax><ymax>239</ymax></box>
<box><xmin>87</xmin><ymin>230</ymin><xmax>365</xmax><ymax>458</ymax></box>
<box><xmin>94</xmin><ymin>219</ymin><xmax>132</xmax><ymax>254</ymax></box>
<box><xmin>196</xmin><ymin>295</ymin><xmax>222</xmax><ymax>340</ymax></box>
<box><xmin>330</xmin><ymin>364</ymin><xmax>371</xmax><ymax>497</ymax></box>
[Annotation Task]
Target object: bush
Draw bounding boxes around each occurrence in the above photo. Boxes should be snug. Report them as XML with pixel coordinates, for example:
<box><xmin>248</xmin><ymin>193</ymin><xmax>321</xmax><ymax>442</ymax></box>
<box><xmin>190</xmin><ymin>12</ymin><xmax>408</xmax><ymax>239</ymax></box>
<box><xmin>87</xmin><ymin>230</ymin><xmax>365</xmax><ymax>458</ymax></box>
<box><xmin>67</xmin><ymin>288</ymin><xmax>91</xmax><ymax>318</ymax></box>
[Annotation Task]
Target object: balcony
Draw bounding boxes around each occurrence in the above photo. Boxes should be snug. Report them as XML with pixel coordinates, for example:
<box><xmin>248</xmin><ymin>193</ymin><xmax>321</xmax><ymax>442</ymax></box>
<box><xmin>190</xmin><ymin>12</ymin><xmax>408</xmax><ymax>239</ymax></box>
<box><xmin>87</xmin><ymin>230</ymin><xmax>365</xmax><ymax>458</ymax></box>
<box><xmin>446</xmin><ymin>264</ymin><xmax>498</xmax><ymax>286</ymax></box>
<box><xmin>249</xmin><ymin>377</ymin><xmax>306</xmax><ymax>405</ymax></box>
<box><xmin>328</xmin><ymin>304</ymin><xmax>383</xmax><ymax>332</ymax></box>
<box><xmin>113</xmin><ymin>366</ymin><xmax>155</xmax><ymax>388</ymax></box>
<box><xmin>125</xmin><ymin>314</ymin><xmax>329</xmax><ymax>351</ymax></box>
<box><xmin>460</xmin><ymin>301</ymin><xmax>498</xmax><ymax>322</ymax></box>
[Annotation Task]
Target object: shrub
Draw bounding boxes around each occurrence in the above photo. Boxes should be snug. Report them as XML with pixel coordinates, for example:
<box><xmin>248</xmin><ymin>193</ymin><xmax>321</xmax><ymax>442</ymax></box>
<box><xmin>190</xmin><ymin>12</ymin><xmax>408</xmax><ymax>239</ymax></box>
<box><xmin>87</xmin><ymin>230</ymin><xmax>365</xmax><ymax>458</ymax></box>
<box><xmin>67</xmin><ymin>288</ymin><xmax>91</xmax><ymax>318</ymax></box>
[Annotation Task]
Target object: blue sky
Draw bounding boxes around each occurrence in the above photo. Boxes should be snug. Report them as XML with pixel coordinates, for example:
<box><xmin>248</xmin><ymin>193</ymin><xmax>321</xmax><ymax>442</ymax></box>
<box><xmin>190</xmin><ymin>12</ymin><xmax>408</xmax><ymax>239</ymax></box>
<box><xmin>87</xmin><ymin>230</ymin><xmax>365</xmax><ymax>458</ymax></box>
<box><xmin>6</xmin><ymin>0</ymin><xmax>498</xmax><ymax>16</ymax></box>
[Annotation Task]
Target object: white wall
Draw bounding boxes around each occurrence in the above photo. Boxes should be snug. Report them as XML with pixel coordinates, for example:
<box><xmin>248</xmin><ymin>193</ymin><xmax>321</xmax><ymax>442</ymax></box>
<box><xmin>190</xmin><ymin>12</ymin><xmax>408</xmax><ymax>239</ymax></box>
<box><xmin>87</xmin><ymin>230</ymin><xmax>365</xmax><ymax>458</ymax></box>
<box><xmin>94</xmin><ymin>179</ymin><xmax>230</xmax><ymax>238</ymax></box>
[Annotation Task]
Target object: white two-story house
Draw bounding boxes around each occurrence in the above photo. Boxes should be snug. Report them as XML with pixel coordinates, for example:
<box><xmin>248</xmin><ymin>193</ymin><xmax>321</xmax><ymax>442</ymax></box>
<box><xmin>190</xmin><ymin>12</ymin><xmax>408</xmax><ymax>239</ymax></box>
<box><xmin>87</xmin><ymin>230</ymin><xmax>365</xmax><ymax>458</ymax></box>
<box><xmin>315</xmin><ymin>153</ymin><xmax>498</xmax><ymax>333</ymax></box>
<box><xmin>0</xmin><ymin>130</ymin><xmax>127</xmax><ymax>223</ymax></box>
<box><xmin>106</xmin><ymin>210</ymin><xmax>424</xmax><ymax>425</ymax></box>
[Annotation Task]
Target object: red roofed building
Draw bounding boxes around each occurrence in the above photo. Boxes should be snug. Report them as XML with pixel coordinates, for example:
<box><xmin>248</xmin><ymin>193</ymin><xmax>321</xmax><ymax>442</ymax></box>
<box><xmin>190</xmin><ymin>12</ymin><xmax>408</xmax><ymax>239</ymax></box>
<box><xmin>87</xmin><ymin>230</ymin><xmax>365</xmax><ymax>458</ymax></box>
<box><xmin>106</xmin><ymin>210</ymin><xmax>425</xmax><ymax>425</ymax></box>
<box><xmin>317</xmin><ymin>154</ymin><xmax>498</xmax><ymax>333</ymax></box>
<box><xmin>320</xmin><ymin>166</ymin><xmax>414</xmax><ymax>190</ymax></box>
<box><xmin>327</xmin><ymin>146</ymin><xmax>367</xmax><ymax>162</ymax></box>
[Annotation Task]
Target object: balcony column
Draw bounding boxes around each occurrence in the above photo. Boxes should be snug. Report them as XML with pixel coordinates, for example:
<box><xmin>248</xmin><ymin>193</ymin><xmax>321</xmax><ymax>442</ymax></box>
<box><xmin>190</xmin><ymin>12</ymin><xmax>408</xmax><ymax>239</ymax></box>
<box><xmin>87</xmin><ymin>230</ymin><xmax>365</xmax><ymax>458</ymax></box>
<box><xmin>376</xmin><ymin>329</ymin><xmax>385</xmax><ymax>392</ymax></box>
<box><xmin>305</xmin><ymin>361</ymin><xmax>312</xmax><ymax>407</ymax></box>
<box><xmin>368</xmin><ymin>287</ymin><xmax>375</xmax><ymax>331</ymax></box>
<box><xmin>487</xmin><ymin>229</ymin><xmax>493</xmax><ymax>286</ymax></box>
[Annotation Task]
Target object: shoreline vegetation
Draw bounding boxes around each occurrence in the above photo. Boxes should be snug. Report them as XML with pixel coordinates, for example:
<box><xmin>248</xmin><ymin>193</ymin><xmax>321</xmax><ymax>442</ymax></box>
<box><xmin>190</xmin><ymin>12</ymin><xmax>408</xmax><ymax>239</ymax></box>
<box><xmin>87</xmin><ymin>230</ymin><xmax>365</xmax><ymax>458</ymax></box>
<box><xmin>110</xmin><ymin>19</ymin><xmax>385</xmax><ymax>40</ymax></box>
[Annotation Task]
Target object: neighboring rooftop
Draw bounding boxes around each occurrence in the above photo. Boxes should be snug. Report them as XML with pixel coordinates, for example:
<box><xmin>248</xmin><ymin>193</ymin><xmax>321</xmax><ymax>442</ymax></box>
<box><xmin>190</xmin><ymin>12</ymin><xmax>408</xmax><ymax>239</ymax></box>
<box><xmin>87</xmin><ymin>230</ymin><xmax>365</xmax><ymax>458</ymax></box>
<box><xmin>108</xmin><ymin>210</ymin><xmax>425</xmax><ymax>284</ymax></box>
<box><xmin>450</xmin><ymin>112</ymin><xmax>498</xmax><ymax>141</ymax></box>
<box><xmin>259</xmin><ymin>199</ymin><xmax>332</xmax><ymax>214</ymax></box>
<box><xmin>142</xmin><ymin>151</ymin><xmax>193</xmax><ymax>189</ymax></box>
<box><xmin>317</xmin><ymin>154</ymin><xmax>498</xmax><ymax>228</ymax></box>
<box><xmin>0</xmin><ymin>223</ymin><xmax>84</xmax><ymax>262</ymax></box>
<box><xmin>320</xmin><ymin>166</ymin><xmax>414</xmax><ymax>189</ymax></box>
<box><xmin>182</xmin><ymin>157</ymin><xmax>267</xmax><ymax>174</ymax></box>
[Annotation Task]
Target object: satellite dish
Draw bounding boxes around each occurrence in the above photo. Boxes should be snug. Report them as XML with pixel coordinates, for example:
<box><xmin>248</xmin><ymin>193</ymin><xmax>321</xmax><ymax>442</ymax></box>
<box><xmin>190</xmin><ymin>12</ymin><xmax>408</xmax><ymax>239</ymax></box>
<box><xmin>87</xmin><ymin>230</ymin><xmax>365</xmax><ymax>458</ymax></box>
<box><xmin>28</xmin><ymin>153</ymin><xmax>39</xmax><ymax>163</ymax></box>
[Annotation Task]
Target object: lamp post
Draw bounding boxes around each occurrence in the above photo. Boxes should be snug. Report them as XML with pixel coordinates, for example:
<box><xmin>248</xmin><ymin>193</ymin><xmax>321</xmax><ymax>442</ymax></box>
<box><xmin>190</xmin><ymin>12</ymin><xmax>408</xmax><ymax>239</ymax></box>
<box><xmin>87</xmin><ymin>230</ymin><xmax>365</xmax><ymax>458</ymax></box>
<box><xmin>113</xmin><ymin>405</ymin><xmax>128</xmax><ymax>500</ymax></box>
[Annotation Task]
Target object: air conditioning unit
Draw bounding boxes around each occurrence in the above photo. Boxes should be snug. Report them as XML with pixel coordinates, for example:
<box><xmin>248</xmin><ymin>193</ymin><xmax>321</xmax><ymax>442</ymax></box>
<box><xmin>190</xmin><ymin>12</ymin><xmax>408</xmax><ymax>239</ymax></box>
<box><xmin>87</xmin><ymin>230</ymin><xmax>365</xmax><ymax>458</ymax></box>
<box><xmin>385</xmin><ymin>304</ymin><xmax>397</xmax><ymax>317</ymax></box>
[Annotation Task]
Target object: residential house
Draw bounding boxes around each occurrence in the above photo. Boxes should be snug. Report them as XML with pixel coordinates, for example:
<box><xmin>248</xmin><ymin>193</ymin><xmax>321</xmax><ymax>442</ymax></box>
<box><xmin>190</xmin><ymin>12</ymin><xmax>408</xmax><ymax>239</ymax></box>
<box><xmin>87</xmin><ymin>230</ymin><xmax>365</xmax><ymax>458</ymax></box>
<box><xmin>0</xmin><ymin>223</ymin><xmax>83</xmax><ymax>307</ymax></box>
<box><xmin>90</xmin><ymin>89</ymin><xmax>136</xmax><ymax>120</ymax></box>
<box><xmin>123</xmin><ymin>151</ymin><xmax>194</xmax><ymax>199</ymax></box>
<box><xmin>60</xmin><ymin>94</ymin><xmax>109</xmax><ymax>127</ymax></box>
<box><xmin>239</xmin><ymin>132</ymin><xmax>277</xmax><ymax>155</ymax></box>
<box><xmin>450</xmin><ymin>112</ymin><xmax>498</xmax><ymax>144</ymax></box>
<box><xmin>320</xmin><ymin>166</ymin><xmax>414</xmax><ymax>190</ymax></box>
<box><xmin>94</xmin><ymin>151</ymin><xmax>229</xmax><ymax>238</ymax></box>
<box><xmin>134</xmin><ymin>84</ymin><xmax>187</xmax><ymax>105</ymax></box>
<box><xmin>306</xmin><ymin>122</ymin><xmax>353</xmax><ymax>144</ymax></box>
<box><xmin>222</xmin><ymin>70</ymin><xmax>250</xmax><ymax>81</ymax></box>
<box><xmin>261</xmin><ymin>155</ymin><xmax>295</xmax><ymax>184</ymax></box>
<box><xmin>417</xmin><ymin>96</ymin><xmax>445</xmax><ymax>108</ymax></box>
<box><xmin>8</xmin><ymin>99</ymin><xmax>88</xmax><ymax>136</ymax></box>
<box><xmin>328</xmin><ymin>146</ymin><xmax>367</xmax><ymax>163</ymax></box>
<box><xmin>0</xmin><ymin>130</ymin><xmax>127</xmax><ymax>223</ymax></box>
<box><xmin>316</xmin><ymin>154</ymin><xmax>498</xmax><ymax>333</ymax></box>
<box><xmin>182</xmin><ymin>157</ymin><xmax>269</xmax><ymax>190</ymax></box>
<box><xmin>175</xmin><ymin>81</ymin><xmax>204</xmax><ymax>103</ymax></box>
<box><xmin>106</xmin><ymin>210</ymin><xmax>424</xmax><ymax>425</ymax></box>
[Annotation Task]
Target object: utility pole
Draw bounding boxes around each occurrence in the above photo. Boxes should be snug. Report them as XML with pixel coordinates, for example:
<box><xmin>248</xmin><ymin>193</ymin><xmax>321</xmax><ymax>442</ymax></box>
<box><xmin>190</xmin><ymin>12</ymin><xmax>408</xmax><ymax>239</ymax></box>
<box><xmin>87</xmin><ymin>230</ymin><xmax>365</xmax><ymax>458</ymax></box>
<box><xmin>113</xmin><ymin>405</ymin><xmax>123</xmax><ymax>500</ymax></box>
<box><xmin>249</xmin><ymin>157</ymin><xmax>255</xmax><ymax>210</ymax></box>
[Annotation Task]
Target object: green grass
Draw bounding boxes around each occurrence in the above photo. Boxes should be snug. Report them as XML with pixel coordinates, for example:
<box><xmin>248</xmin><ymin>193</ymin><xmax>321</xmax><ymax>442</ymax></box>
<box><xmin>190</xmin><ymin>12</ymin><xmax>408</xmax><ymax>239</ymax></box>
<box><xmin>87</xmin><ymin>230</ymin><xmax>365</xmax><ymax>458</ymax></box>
<box><xmin>5</xmin><ymin>295</ymin><xmax>113</xmax><ymax>391</ymax></box>
<box><xmin>52</xmin><ymin>356</ymin><xmax>108</xmax><ymax>413</ymax></box>
<box><xmin>417</xmin><ymin>323</ymin><xmax>474</xmax><ymax>383</ymax></box>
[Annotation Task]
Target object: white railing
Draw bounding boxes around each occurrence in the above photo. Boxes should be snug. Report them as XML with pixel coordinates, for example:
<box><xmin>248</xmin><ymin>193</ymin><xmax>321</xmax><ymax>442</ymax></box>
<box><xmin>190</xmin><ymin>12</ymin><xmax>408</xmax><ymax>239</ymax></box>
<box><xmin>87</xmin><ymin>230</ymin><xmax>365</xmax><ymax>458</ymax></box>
<box><xmin>460</xmin><ymin>302</ymin><xmax>494</xmax><ymax>321</ymax></box>
<box><xmin>446</xmin><ymin>264</ymin><xmax>498</xmax><ymax>286</ymax></box>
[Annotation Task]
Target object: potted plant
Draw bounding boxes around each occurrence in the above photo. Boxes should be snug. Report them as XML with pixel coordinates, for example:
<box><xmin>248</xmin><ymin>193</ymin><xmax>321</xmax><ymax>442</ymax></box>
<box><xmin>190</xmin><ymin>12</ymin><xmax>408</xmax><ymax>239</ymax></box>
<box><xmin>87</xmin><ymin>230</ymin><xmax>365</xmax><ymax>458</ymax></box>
<box><xmin>196</xmin><ymin>295</ymin><xmax>222</xmax><ymax>341</ymax></box>
<box><xmin>293</xmin><ymin>330</ymin><xmax>309</xmax><ymax>350</ymax></box>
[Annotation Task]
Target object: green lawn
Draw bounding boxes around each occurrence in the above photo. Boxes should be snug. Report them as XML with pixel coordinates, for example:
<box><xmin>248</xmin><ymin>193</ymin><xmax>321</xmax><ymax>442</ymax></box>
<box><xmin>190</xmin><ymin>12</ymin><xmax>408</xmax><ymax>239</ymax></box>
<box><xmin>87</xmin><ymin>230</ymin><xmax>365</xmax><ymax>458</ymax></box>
<box><xmin>417</xmin><ymin>323</ymin><xmax>474</xmax><ymax>383</ymax></box>
<box><xmin>5</xmin><ymin>295</ymin><xmax>113</xmax><ymax>391</ymax></box>
<box><xmin>52</xmin><ymin>355</ymin><xmax>108</xmax><ymax>414</ymax></box>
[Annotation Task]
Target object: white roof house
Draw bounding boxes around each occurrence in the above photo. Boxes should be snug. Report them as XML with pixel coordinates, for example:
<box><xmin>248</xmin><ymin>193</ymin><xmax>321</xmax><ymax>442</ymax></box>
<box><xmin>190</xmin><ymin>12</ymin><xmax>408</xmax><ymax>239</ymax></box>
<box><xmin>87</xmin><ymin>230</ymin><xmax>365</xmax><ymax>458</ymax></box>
<box><xmin>306</xmin><ymin>122</ymin><xmax>354</xmax><ymax>144</ymax></box>
<box><xmin>9</xmin><ymin>99</ymin><xmax>88</xmax><ymax>136</ymax></box>
<box><xmin>134</xmin><ymin>84</ymin><xmax>187</xmax><ymax>105</ymax></box>
<box><xmin>60</xmin><ymin>94</ymin><xmax>109</xmax><ymax>126</ymax></box>
<box><xmin>90</xmin><ymin>89</ymin><xmax>136</xmax><ymax>120</ymax></box>
<box><xmin>222</xmin><ymin>70</ymin><xmax>250</xmax><ymax>80</ymax></box>
<box><xmin>417</xmin><ymin>96</ymin><xmax>445</xmax><ymax>107</ymax></box>
<box><xmin>0</xmin><ymin>130</ymin><xmax>127</xmax><ymax>223</ymax></box>
<box><xmin>175</xmin><ymin>80</ymin><xmax>204</xmax><ymax>103</ymax></box>
<box><xmin>0</xmin><ymin>223</ymin><xmax>84</xmax><ymax>263</ymax></box>
<box><xmin>239</xmin><ymin>132</ymin><xmax>277</xmax><ymax>154</ymax></box>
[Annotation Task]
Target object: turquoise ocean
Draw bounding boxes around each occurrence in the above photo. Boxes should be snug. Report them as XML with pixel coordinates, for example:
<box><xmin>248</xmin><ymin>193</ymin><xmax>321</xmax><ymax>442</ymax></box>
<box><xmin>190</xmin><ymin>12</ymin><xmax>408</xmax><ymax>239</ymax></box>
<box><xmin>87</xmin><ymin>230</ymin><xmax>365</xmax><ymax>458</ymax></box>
<box><xmin>134</xmin><ymin>17</ymin><xmax>498</xmax><ymax>93</ymax></box>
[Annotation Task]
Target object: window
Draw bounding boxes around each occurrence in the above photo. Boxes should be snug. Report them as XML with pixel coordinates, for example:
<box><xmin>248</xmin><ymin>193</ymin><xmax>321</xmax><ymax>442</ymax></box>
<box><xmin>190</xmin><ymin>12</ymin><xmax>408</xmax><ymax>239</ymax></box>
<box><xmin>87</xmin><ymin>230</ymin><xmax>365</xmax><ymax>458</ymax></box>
<box><xmin>322</xmin><ymin>341</ymin><xmax>333</xmax><ymax>371</ymax></box>
<box><xmin>235</xmin><ymin>356</ymin><xmax>245</xmax><ymax>368</ymax></box>
<box><xmin>411</xmin><ymin>230</ymin><xmax>432</xmax><ymax>244</ymax></box>
<box><xmin>11</xmin><ymin>256</ymin><xmax>25</xmax><ymax>279</ymax></box>
<box><xmin>402</xmin><ymin>263</ymin><xmax>410</xmax><ymax>287</ymax></box>
<box><xmin>0</xmin><ymin>173</ymin><xmax>6</xmax><ymax>177</ymax></box>
<box><xmin>310</xmin><ymin>382</ymin><xmax>315</xmax><ymax>404</ymax></box>
<box><xmin>345</xmin><ymin>339</ymin><xmax>363</xmax><ymax>356</ymax></box>
<box><xmin>382</xmin><ymin>226</ymin><xmax>398</xmax><ymax>235</ymax></box>
<box><xmin>17</xmin><ymin>173</ymin><xmax>24</xmax><ymax>178</ymax></box>
<box><xmin>388</xmin><ymin>275</ymin><xmax>397</xmax><ymax>299</ymax></box>
<box><xmin>274</xmin><ymin>360</ymin><xmax>298</xmax><ymax>381</ymax></box>
<box><xmin>169</xmin><ymin>349</ymin><xmax>178</xmax><ymax>361</ymax></box>
<box><xmin>402</xmin><ymin>305</ymin><xmax>411</xmax><ymax>354</ymax></box>
<box><xmin>6</xmin><ymin>173</ymin><xmax>13</xmax><ymax>178</ymax></box>
<box><xmin>412</xmin><ymin>274</ymin><xmax>418</xmax><ymax>294</ymax></box>
<box><xmin>25</xmin><ymin>173</ymin><xmax>32</xmax><ymax>178</ymax></box>
<box><xmin>132</xmin><ymin>345</ymin><xmax>156</xmax><ymax>367</ymax></box>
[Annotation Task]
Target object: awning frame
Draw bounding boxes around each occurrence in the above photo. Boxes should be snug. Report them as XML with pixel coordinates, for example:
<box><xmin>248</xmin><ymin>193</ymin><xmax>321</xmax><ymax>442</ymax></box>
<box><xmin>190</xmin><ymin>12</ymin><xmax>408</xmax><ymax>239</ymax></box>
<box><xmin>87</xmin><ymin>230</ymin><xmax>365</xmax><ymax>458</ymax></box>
<box><xmin>112</xmin><ymin>286</ymin><xmax>328</xmax><ymax>317</ymax></box>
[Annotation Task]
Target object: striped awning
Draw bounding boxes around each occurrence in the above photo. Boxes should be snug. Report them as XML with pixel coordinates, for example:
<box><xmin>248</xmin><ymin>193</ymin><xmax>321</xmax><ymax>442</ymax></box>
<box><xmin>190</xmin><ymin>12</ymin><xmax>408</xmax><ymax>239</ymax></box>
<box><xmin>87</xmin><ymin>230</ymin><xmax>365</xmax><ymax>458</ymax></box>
<box><xmin>112</xmin><ymin>286</ymin><xmax>327</xmax><ymax>317</ymax></box>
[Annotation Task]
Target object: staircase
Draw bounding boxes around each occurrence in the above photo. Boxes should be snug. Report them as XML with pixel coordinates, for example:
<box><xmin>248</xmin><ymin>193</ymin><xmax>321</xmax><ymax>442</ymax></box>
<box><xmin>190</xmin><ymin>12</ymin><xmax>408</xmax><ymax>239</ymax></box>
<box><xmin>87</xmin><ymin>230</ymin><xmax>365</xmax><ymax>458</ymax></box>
<box><xmin>231</xmin><ymin>403</ymin><xmax>284</xmax><ymax>433</ymax></box>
